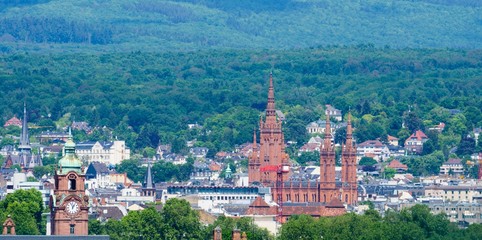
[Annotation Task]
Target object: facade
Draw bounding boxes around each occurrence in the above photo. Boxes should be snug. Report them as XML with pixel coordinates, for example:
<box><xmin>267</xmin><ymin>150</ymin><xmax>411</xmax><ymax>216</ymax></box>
<box><xmin>75</xmin><ymin>141</ymin><xmax>130</xmax><ymax>166</ymax></box>
<box><xmin>85</xmin><ymin>162</ymin><xmax>111</xmax><ymax>189</ymax></box>
<box><xmin>50</xmin><ymin>133</ymin><xmax>89</xmax><ymax>235</ymax></box>
<box><xmin>439</xmin><ymin>158</ymin><xmax>464</xmax><ymax>176</ymax></box>
<box><xmin>325</xmin><ymin>104</ymin><xmax>342</xmax><ymax>121</ymax></box>
<box><xmin>248</xmin><ymin>74</ymin><xmax>357</xmax><ymax>211</ymax></box>
<box><xmin>425</xmin><ymin>185</ymin><xmax>482</xmax><ymax>203</ymax></box>
<box><xmin>356</xmin><ymin>140</ymin><xmax>390</xmax><ymax>162</ymax></box>
<box><xmin>404</xmin><ymin>130</ymin><xmax>429</xmax><ymax>154</ymax></box>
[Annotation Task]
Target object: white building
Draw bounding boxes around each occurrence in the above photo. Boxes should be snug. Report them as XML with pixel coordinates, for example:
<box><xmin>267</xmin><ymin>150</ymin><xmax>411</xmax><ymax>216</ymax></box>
<box><xmin>76</xmin><ymin>141</ymin><xmax>130</xmax><ymax>166</ymax></box>
<box><xmin>440</xmin><ymin>158</ymin><xmax>464</xmax><ymax>176</ymax></box>
<box><xmin>356</xmin><ymin>140</ymin><xmax>390</xmax><ymax>162</ymax></box>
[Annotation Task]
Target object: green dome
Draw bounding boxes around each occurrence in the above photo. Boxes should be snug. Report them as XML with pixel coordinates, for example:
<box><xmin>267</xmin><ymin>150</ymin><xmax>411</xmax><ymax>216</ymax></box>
<box><xmin>57</xmin><ymin>130</ymin><xmax>82</xmax><ymax>174</ymax></box>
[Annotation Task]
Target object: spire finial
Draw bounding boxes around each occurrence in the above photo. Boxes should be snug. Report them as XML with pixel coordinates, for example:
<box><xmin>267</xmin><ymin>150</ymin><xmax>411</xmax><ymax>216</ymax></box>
<box><xmin>252</xmin><ymin>128</ymin><xmax>257</xmax><ymax>150</ymax></box>
<box><xmin>324</xmin><ymin>112</ymin><xmax>332</xmax><ymax>149</ymax></box>
<box><xmin>266</xmin><ymin>72</ymin><xmax>276</xmax><ymax>116</ymax></box>
<box><xmin>19</xmin><ymin>102</ymin><xmax>30</xmax><ymax>149</ymax></box>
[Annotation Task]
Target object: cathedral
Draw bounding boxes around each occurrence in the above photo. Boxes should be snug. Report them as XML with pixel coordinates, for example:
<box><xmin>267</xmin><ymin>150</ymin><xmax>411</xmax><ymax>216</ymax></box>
<box><xmin>248</xmin><ymin>73</ymin><xmax>358</xmax><ymax>208</ymax></box>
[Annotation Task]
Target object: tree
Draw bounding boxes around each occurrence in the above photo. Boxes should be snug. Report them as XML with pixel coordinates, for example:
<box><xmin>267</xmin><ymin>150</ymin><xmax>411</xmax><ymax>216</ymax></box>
<box><xmin>160</xmin><ymin>198</ymin><xmax>203</xmax><ymax>239</ymax></box>
<box><xmin>296</xmin><ymin>151</ymin><xmax>320</xmax><ymax>166</ymax></box>
<box><xmin>0</xmin><ymin>189</ymin><xmax>44</xmax><ymax>235</ymax></box>
<box><xmin>422</xmin><ymin>139</ymin><xmax>435</xmax><ymax>155</ymax></box>
<box><xmin>456</xmin><ymin>137</ymin><xmax>475</xmax><ymax>157</ymax></box>
<box><xmin>384</xmin><ymin>167</ymin><xmax>396</xmax><ymax>179</ymax></box>
<box><xmin>404</xmin><ymin>112</ymin><xmax>423</xmax><ymax>133</ymax></box>
<box><xmin>279</xmin><ymin>214</ymin><xmax>320</xmax><ymax>240</ymax></box>
<box><xmin>205</xmin><ymin>216</ymin><xmax>273</xmax><ymax>240</ymax></box>
<box><xmin>359</xmin><ymin>157</ymin><xmax>377</xmax><ymax>166</ymax></box>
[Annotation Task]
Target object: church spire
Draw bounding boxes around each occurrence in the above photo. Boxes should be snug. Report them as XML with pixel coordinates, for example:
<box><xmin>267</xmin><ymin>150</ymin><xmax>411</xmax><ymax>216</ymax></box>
<box><xmin>252</xmin><ymin>128</ymin><xmax>257</xmax><ymax>151</ymax></box>
<box><xmin>323</xmin><ymin>112</ymin><xmax>332</xmax><ymax>150</ymax></box>
<box><xmin>19</xmin><ymin>102</ymin><xmax>30</xmax><ymax>150</ymax></box>
<box><xmin>346</xmin><ymin>112</ymin><xmax>353</xmax><ymax>147</ymax></box>
<box><xmin>266</xmin><ymin>72</ymin><xmax>276</xmax><ymax>117</ymax></box>
<box><xmin>144</xmin><ymin>161</ymin><xmax>153</xmax><ymax>189</ymax></box>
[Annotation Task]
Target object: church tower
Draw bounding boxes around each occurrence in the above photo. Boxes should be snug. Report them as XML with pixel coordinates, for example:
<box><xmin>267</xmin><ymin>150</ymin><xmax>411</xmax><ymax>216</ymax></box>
<box><xmin>248</xmin><ymin>73</ymin><xmax>289</xmax><ymax>184</ymax></box>
<box><xmin>341</xmin><ymin>113</ymin><xmax>357</xmax><ymax>204</ymax></box>
<box><xmin>18</xmin><ymin>103</ymin><xmax>42</xmax><ymax>170</ymax></box>
<box><xmin>142</xmin><ymin>161</ymin><xmax>155</xmax><ymax>197</ymax></box>
<box><xmin>319</xmin><ymin>113</ymin><xmax>337</xmax><ymax>203</ymax></box>
<box><xmin>50</xmin><ymin>129</ymin><xmax>89</xmax><ymax>235</ymax></box>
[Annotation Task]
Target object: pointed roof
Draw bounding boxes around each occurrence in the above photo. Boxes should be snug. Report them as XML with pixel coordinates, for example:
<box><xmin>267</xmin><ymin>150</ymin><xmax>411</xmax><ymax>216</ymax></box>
<box><xmin>323</xmin><ymin>112</ymin><xmax>332</xmax><ymax>150</ymax></box>
<box><xmin>266</xmin><ymin>72</ymin><xmax>276</xmax><ymax>117</ymax></box>
<box><xmin>249</xmin><ymin>196</ymin><xmax>270</xmax><ymax>208</ymax></box>
<box><xmin>18</xmin><ymin>103</ymin><xmax>31</xmax><ymax>151</ymax></box>
<box><xmin>144</xmin><ymin>161</ymin><xmax>154</xmax><ymax>189</ymax></box>
<box><xmin>345</xmin><ymin>112</ymin><xmax>353</xmax><ymax>147</ymax></box>
<box><xmin>326</xmin><ymin>197</ymin><xmax>345</xmax><ymax>208</ymax></box>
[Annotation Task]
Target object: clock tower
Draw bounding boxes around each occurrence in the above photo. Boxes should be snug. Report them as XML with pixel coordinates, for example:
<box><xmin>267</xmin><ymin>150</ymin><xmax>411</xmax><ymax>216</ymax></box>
<box><xmin>50</xmin><ymin>130</ymin><xmax>89</xmax><ymax>235</ymax></box>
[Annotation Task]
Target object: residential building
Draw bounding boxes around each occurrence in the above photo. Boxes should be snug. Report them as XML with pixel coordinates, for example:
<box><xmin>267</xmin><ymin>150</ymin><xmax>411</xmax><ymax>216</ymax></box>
<box><xmin>85</xmin><ymin>162</ymin><xmax>112</xmax><ymax>189</ymax></box>
<box><xmin>404</xmin><ymin>130</ymin><xmax>429</xmax><ymax>154</ymax></box>
<box><xmin>440</xmin><ymin>158</ymin><xmax>464</xmax><ymax>176</ymax></box>
<box><xmin>75</xmin><ymin>141</ymin><xmax>130</xmax><ymax>166</ymax></box>
<box><xmin>387</xmin><ymin>135</ymin><xmax>399</xmax><ymax>146</ymax></box>
<box><xmin>189</xmin><ymin>147</ymin><xmax>209</xmax><ymax>159</ymax></box>
<box><xmin>429</xmin><ymin>122</ymin><xmax>446</xmax><ymax>133</ymax></box>
<box><xmin>425</xmin><ymin>185</ymin><xmax>482</xmax><ymax>203</ymax></box>
<box><xmin>357</xmin><ymin>140</ymin><xmax>390</xmax><ymax>162</ymax></box>
<box><xmin>3</xmin><ymin>116</ymin><xmax>21</xmax><ymax>128</ymax></box>
<box><xmin>325</xmin><ymin>104</ymin><xmax>342</xmax><ymax>121</ymax></box>
<box><xmin>387</xmin><ymin>160</ymin><xmax>408</xmax><ymax>173</ymax></box>
<box><xmin>71</xmin><ymin>121</ymin><xmax>92</xmax><ymax>133</ymax></box>
<box><xmin>38</xmin><ymin>131</ymin><xmax>70</xmax><ymax>143</ymax></box>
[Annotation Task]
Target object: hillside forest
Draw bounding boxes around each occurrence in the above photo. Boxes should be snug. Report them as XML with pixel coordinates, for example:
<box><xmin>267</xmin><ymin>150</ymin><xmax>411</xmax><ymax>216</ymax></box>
<box><xmin>0</xmin><ymin>47</ymin><xmax>481</xmax><ymax>179</ymax></box>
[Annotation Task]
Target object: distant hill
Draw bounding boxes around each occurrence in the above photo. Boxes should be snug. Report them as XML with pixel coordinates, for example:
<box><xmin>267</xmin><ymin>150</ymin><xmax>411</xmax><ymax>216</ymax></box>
<box><xmin>0</xmin><ymin>0</ymin><xmax>481</xmax><ymax>52</ymax></box>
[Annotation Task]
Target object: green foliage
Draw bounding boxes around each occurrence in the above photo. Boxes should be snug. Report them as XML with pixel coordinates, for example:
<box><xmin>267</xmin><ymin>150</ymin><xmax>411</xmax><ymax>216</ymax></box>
<box><xmin>0</xmin><ymin>0</ymin><xmax>481</xmax><ymax>52</ymax></box>
<box><xmin>384</xmin><ymin>167</ymin><xmax>396</xmax><ymax>179</ymax></box>
<box><xmin>0</xmin><ymin>189</ymin><xmax>45</xmax><ymax>235</ymax></box>
<box><xmin>32</xmin><ymin>165</ymin><xmax>55</xmax><ymax>178</ymax></box>
<box><xmin>205</xmin><ymin>216</ymin><xmax>273</xmax><ymax>240</ymax></box>
<box><xmin>400</xmin><ymin>151</ymin><xmax>446</xmax><ymax>176</ymax></box>
<box><xmin>296</xmin><ymin>151</ymin><xmax>320</xmax><ymax>166</ymax></box>
<box><xmin>92</xmin><ymin>198</ymin><xmax>203</xmax><ymax>239</ymax></box>
<box><xmin>359</xmin><ymin>157</ymin><xmax>377</xmax><ymax>166</ymax></box>
<box><xmin>116</xmin><ymin>159</ymin><xmax>193</xmax><ymax>183</ymax></box>
<box><xmin>279</xmin><ymin>205</ymin><xmax>477</xmax><ymax>240</ymax></box>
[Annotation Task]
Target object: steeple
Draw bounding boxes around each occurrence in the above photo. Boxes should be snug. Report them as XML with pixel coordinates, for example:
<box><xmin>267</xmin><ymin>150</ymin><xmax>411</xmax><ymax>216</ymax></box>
<box><xmin>323</xmin><ymin>112</ymin><xmax>332</xmax><ymax>150</ymax></box>
<box><xmin>252</xmin><ymin>128</ymin><xmax>257</xmax><ymax>151</ymax></box>
<box><xmin>58</xmin><ymin>128</ymin><xmax>81</xmax><ymax>174</ymax></box>
<box><xmin>266</xmin><ymin>72</ymin><xmax>276</xmax><ymax>117</ymax></box>
<box><xmin>144</xmin><ymin>161</ymin><xmax>153</xmax><ymax>189</ymax></box>
<box><xmin>19</xmin><ymin>102</ymin><xmax>31</xmax><ymax>151</ymax></box>
<box><xmin>345</xmin><ymin>112</ymin><xmax>353</xmax><ymax>147</ymax></box>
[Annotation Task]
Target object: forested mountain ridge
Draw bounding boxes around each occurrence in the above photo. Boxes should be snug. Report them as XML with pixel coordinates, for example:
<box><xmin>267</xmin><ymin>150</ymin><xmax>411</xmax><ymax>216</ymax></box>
<box><xmin>0</xmin><ymin>47</ymin><xmax>481</xmax><ymax>154</ymax></box>
<box><xmin>0</xmin><ymin>0</ymin><xmax>481</xmax><ymax>52</ymax></box>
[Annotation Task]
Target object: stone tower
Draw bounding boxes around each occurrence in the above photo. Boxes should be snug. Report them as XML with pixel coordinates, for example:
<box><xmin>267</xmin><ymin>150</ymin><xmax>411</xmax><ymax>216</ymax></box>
<box><xmin>341</xmin><ymin>113</ymin><xmax>357</xmax><ymax>204</ymax></box>
<box><xmin>50</xmin><ymin>129</ymin><xmax>89</xmax><ymax>235</ymax></box>
<box><xmin>319</xmin><ymin>113</ymin><xmax>337</xmax><ymax>203</ymax></box>
<box><xmin>248</xmin><ymin>73</ymin><xmax>289</xmax><ymax>184</ymax></box>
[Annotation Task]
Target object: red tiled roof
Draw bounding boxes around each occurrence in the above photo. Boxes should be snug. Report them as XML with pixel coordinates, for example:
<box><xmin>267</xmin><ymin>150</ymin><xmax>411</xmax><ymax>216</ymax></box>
<box><xmin>387</xmin><ymin>135</ymin><xmax>398</xmax><ymax>141</ymax></box>
<box><xmin>326</xmin><ymin>198</ymin><xmax>345</xmax><ymax>208</ymax></box>
<box><xmin>249</xmin><ymin>196</ymin><xmax>270</xmax><ymax>208</ymax></box>
<box><xmin>406</xmin><ymin>130</ymin><xmax>428</xmax><ymax>142</ymax></box>
<box><xmin>358</xmin><ymin>140</ymin><xmax>384</xmax><ymax>148</ymax></box>
<box><xmin>4</xmin><ymin>116</ymin><xmax>22</xmax><ymax>127</ymax></box>
<box><xmin>387</xmin><ymin>160</ymin><xmax>408</xmax><ymax>170</ymax></box>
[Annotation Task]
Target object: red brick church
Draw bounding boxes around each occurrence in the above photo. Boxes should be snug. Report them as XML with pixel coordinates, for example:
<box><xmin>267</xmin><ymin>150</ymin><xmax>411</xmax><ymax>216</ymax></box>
<box><xmin>248</xmin><ymin>73</ymin><xmax>357</xmax><ymax>221</ymax></box>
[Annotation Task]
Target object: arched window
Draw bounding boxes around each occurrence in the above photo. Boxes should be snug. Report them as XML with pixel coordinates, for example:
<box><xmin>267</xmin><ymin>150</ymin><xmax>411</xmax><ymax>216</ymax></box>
<box><xmin>68</xmin><ymin>178</ymin><xmax>76</xmax><ymax>190</ymax></box>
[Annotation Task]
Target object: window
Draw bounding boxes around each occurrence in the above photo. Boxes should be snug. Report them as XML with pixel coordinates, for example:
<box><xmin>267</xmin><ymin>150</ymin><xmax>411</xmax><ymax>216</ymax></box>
<box><xmin>69</xmin><ymin>179</ymin><xmax>76</xmax><ymax>190</ymax></box>
<box><xmin>70</xmin><ymin>224</ymin><xmax>75</xmax><ymax>235</ymax></box>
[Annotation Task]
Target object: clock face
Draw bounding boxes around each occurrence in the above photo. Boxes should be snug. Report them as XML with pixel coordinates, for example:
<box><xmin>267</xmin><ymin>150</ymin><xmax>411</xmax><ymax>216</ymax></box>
<box><xmin>66</xmin><ymin>201</ymin><xmax>79</xmax><ymax>215</ymax></box>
